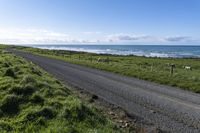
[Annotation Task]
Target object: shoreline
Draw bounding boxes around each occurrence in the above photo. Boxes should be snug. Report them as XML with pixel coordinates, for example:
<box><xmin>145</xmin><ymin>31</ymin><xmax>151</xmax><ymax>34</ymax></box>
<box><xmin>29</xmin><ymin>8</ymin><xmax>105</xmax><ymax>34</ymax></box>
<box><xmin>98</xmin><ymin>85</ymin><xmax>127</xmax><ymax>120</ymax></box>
<box><xmin>14</xmin><ymin>45</ymin><xmax>200</xmax><ymax>59</ymax></box>
<box><xmin>5</xmin><ymin>43</ymin><xmax>199</xmax><ymax>58</ymax></box>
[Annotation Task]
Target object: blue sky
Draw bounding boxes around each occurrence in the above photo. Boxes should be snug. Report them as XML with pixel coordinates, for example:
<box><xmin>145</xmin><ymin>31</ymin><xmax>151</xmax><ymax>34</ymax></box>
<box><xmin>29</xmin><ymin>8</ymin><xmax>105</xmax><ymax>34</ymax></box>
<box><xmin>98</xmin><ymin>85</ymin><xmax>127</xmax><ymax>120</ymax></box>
<box><xmin>0</xmin><ymin>0</ymin><xmax>199</xmax><ymax>44</ymax></box>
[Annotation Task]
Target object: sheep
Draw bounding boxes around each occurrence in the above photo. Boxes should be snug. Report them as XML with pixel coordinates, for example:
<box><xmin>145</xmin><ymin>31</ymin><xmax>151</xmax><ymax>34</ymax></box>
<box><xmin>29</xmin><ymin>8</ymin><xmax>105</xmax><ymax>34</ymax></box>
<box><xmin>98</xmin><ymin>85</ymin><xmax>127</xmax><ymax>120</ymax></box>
<box><xmin>183</xmin><ymin>66</ymin><xmax>192</xmax><ymax>70</ymax></box>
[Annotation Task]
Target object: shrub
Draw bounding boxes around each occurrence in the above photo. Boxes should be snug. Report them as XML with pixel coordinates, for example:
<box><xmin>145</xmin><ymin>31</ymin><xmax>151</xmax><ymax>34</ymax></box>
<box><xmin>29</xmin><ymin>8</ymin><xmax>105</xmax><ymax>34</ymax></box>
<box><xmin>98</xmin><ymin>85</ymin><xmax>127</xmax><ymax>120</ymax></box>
<box><xmin>25</xmin><ymin>113</ymin><xmax>46</xmax><ymax>127</ymax></box>
<box><xmin>43</xmin><ymin>88</ymin><xmax>53</xmax><ymax>97</ymax></box>
<box><xmin>63</xmin><ymin>102</ymin><xmax>94</xmax><ymax>121</ymax></box>
<box><xmin>4</xmin><ymin>68</ymin><xmax>15</xmax><ymax>77</ymax></box>
<box><xmin>10</xmin><ymin>84</ymin><xmax>36</xmax><ymax>96</ymax></box>
<box><xmin>26</xmin><ymin>107</ymin><xmax>55</xmax><ymax>121</ymax></box>
<box><xmin>50</xmin><ymin>101</ymin><xmax>63</xmax><ymax>110</ymax></box>
<box><xmin>38</xmin><ymin>82</ymin><xmax>51</xmax><ymax>89</ymax></box>
<box><xmin>23</xmin><ymin>84</ymin><xmax>37</xmax><ymax>95</ymax></box>
<box><xmin>20</xmin><ymin>75</ymin><xmax>36</xmax><ymax>85</ymax></box>
<box><xmin>31</xmin><ymin>94</ymin><xmax>44</xmax><ymax>104</ymax></box>
<box><xmin>54</xmin><ymin>89</ymin><xmax>69</xmax><ymax>97</ymax></box>
<box><xmin>13</xmin><ymin>66</ymin><xmax>20</xmax><ymax>73</ymax></box>
<box><xmin>31</xmin><ymin>67</ymin><xmax>42</xmax><ymax>76</ymax></box>
<box><xmin>0</xmin><ymin>95</ymin><xmax>20</xmax><ymax>115</ymax></box>
<box><xmin>3</xmin><ymin>62</ymin><xmax>11</xmax><ymax>67</ymax></box>
<box><xmin>37</xmin><ymin>107</ymin><xmax>55</xmax><ymax>119</ymax></box>
<box><xmin>0</xmin><ymin>78</ymin><xmax>13</xmax><ymax>90</ymax></box>
<box><xmin>0</xmin><ymin>122</ymin><xmax>13</xmax><ymax>132</ymax></box>
<box><xmin>0</xmin><ymin>109</ymin><xmax>3</xmax><ymax>117</ymax></box>
<box><xmin>62</xmin><ymin>97</ymin><xmax>106</xmax><ymax>126</ymax></box>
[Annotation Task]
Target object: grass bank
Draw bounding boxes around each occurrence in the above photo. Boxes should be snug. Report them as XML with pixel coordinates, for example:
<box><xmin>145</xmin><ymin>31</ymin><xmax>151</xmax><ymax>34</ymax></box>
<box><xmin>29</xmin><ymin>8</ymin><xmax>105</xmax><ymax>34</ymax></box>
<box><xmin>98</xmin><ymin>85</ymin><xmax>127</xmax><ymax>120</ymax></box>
<box><xmin>0</xmin><ymin>45</ymin><xmax>121</xmax><ymax>132</ymax></box>
<box><xmin>14</xmin><ymin>45</ymin><xmax>200</xmax><ymax>93</ymax></box>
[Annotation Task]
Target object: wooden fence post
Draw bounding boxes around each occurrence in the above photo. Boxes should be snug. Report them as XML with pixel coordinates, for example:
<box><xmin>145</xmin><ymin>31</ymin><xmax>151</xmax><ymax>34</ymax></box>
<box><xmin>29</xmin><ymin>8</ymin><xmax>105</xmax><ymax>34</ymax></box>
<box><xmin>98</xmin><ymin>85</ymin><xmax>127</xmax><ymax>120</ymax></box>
<box><xmin>170</xmin><ymin>64</ymin><xmax>175</xmax><ymax>76</ymax></box>
<box><xmin>151</xmin><ymin>64</ymin><xmax>153</xmax><ymax>72</ymax></box>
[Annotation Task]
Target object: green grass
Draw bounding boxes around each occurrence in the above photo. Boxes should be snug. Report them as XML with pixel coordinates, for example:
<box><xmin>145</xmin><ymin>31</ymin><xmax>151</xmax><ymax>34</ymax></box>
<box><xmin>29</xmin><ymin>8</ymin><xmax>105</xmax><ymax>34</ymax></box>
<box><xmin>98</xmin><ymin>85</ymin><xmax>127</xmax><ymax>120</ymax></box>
<box><xmin>13</xmin><ymin>45</ymin><xmax>200</xmax><ymax>93</ymax></box>
<box><xmin>0</xmin><ymin>46</ymin><xmax>121</xmax><ymax>132</ymax></box>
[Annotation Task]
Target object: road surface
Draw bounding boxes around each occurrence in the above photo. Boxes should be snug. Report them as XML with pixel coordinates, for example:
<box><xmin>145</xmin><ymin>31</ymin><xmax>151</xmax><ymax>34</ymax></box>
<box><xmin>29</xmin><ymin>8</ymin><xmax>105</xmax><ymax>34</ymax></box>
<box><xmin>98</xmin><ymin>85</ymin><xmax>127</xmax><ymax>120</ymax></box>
<box><xmin>9</xmin><ymin>49</ymin><xmax>200</xmax><ymax>133</ymax></box>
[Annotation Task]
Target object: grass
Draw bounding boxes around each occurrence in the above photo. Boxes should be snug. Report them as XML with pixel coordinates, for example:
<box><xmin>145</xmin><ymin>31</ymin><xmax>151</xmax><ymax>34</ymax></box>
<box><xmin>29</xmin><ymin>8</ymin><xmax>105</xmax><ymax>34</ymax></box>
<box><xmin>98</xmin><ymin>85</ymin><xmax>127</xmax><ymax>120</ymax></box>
<box><xmin>0</xmin><ymin>45</ymin><xmax>121</xmax><ymax>132</ymax></box>
<box><xmin>13</xmin><ymin>45</ymin><xmax>200</xmax><ymax>93</ymax></box>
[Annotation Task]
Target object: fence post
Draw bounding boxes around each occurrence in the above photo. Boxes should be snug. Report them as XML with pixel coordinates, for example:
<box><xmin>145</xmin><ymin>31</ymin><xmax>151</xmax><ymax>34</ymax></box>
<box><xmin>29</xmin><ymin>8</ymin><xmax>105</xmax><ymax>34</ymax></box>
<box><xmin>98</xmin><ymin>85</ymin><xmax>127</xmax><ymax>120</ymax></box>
<box><xmin>170</xmin><ymin>64</ymin><xmax>175</xmax><ymax>76</ymax></box>
<box><xmin>151</xmin><ymin>64</ymin><xmax>153</xmax><ymax>72</ymax></box>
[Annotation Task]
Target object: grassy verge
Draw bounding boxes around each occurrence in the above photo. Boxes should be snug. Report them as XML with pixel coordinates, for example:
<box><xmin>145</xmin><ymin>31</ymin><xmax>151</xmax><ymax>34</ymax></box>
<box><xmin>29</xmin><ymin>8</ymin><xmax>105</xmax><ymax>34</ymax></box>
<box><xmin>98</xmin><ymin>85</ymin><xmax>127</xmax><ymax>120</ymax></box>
<box><xmin>0</xmin><ymin>46</ymin><xmax>121</xmax><ymax>132</ymax></box>
<box><xmin>13</xmin><ymin>45</ymin><xmax>200</xmax><ymax>93</ymax></box>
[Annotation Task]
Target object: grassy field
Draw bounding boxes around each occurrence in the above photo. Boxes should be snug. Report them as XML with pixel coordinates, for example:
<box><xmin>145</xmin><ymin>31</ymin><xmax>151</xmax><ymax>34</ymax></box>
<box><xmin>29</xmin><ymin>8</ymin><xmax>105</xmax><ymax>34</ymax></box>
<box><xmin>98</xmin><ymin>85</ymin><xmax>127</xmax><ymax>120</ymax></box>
<box><xmin>13</xmin><ymin>45</ymin><xmax>200</xmax><ymax>93</ymax></box>
<box><xmin>0</xmin><ymin>45</ymin><xmax>121</xmax><ymax>132</ymax></box>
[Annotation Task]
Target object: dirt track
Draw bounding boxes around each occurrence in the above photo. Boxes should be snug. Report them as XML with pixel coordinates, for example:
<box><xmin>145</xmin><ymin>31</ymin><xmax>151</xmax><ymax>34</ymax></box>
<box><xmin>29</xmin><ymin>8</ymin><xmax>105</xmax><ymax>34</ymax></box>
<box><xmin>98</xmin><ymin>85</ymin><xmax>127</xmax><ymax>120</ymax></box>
<box><xmin>10</xmin><ymin>49</ymin><xmax>200</xmax><ymax>133</ymax></box>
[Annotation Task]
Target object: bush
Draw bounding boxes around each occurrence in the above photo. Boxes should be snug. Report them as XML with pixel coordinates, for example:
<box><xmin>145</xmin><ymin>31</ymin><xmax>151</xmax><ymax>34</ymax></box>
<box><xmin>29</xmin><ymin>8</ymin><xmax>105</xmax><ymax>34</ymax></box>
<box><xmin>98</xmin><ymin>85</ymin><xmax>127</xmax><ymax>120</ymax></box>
<box><xmin>3</xmin><ymin>62</ymin><xmax>11</xmax><ymax>67</ymax></box>
<box><xmin>10</xmin><ymin>84</ymin><xmax>36</xmax><ymax>96</ymax></box>
<box><xmin>4</xmin><ymin>68</ymin><xmax>15</xmax><ymax>77</ymax></box>
<box><xmin>63</xmin><ymin>102</ymin><xmax>95</xmax><ymax>121</ymax></box>
<box><xmin>43</xmin><ymin>88</ymin><xmax>54</xmax><ymax>97</ymax></box>
<box><xmin>50</xmin><ymin>101</ymin><xmax>63</xmax><ymax>110</ymax></box>
<box><xmin>20</xmin><ymin>75</ymin><xmax>36</xmax><ymax>85</ymax></box>
<box><xmin>37</xmin><ymin>107</ymin><xmax>55</xmax><ymax>119</ymax></box>
<box><xmin>54</xmin><ymin>89</ymin><xmax>69</xmax><ymax>97</ymax></box>
<box><xmin>31</xmin><ymin>94</ymin><xmax>44</xmax><ymax>104</ymax></box>
<box><xmin>26</xmin><ymin>107</ymin><xmax>55</xmax><ymax>121</ymax></box>
<box><xmin>23</xmin><ymin>84</ymin><xmax>37</xmax><ymax>95</ymax></box>
<box><xmin>0</xmin><ymin>122</ymin><xmax>13</xmax><ymax>132</ymax></box>
<box><xmin>13</xmin><ymin>66</ymin><xmax>20</xmax><ymax>73</ymax></box>
<box><xmin>0</xmin><ymin>109</ymin><xmax>3</xmax><ymax>117</ymax></box>
<box><xmin>0</xmin><ymin>95</ymin><xmax>20</xmax><ymax>115</ymax></box>
<box><xmin>31</xmin><ymin>67</ymin><xmax>42</xmax><ymax>76</ymax></box>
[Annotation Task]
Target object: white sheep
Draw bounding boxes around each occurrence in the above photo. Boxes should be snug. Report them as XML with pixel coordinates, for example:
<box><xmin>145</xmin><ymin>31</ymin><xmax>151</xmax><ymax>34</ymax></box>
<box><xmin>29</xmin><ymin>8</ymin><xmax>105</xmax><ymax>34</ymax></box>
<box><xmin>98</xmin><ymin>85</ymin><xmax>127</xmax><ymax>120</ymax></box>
<box><xmin>183</xmin><ymin>66</ymin><xmax>192</xmax><ymax>70</ymax></box>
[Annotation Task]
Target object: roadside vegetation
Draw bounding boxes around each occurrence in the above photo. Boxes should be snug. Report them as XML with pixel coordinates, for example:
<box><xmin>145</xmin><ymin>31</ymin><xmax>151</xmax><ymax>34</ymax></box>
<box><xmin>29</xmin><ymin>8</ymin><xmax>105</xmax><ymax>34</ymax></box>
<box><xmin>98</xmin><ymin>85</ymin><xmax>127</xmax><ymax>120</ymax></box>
<box><xmin>0</xmin><ymin>45</ymin><xmax>121</xmax><ymax>132</ymax></box>
<box><xmin>14</xmin><ymin>45</ymin><xmax>200</xmax><ymax>93</ymax></box>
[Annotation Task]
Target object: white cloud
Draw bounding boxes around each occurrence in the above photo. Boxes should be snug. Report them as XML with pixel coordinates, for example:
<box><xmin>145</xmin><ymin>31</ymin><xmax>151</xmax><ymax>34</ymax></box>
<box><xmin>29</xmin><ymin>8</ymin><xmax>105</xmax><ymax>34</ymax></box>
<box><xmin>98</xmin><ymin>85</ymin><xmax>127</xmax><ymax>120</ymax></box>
<box><xmin>0</xmin><ymin>28</ymin><xmax>198</xmax><ymax>44</ymax></box>
<box><xmin>0</xmin><ymin>28</ymin><xmax>79</xmax><ymax>44</ymax></box>
<box><xmin>107</xmin><ymin>34</ymin><xmax>197</xmax><ymax>43</ymax></box>
<box><xmin>107</xmin><ymin>34</ymin><xmax>152</xmax><ymax>42</ymax></box>
<box><xmin>164</xmin><ymin>36</ymin><xmax>191</xmax><ymax>42</ymax></box>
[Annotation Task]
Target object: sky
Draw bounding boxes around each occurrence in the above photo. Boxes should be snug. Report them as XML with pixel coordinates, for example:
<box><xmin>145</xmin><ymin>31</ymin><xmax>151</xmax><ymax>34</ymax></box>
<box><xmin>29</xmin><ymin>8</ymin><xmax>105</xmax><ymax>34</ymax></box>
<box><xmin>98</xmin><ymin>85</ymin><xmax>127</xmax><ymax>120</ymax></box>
<box><xmin>0</xmin><ymin>0</ymin><xmax>199</xmax><ymax>45</ymax></box>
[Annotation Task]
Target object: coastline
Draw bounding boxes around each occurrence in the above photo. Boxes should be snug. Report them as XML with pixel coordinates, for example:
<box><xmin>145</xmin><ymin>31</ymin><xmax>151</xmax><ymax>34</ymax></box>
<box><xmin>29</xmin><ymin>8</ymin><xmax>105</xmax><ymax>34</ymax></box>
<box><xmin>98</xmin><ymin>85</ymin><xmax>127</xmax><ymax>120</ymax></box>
<box><xmin>30</xmin><ymin>44</ymin><xmax>200</xmax><ymax>58</ymax></box>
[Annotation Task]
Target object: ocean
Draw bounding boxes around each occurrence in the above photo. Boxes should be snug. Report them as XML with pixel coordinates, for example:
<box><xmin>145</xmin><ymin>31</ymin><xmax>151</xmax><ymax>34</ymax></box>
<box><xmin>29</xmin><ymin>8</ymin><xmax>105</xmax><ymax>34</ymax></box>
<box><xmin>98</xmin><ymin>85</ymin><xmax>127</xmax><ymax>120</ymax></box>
<box><xmin>31</xmin><ymin>45</ymin><xmax>200</xmax><ymax>58</ymax></box>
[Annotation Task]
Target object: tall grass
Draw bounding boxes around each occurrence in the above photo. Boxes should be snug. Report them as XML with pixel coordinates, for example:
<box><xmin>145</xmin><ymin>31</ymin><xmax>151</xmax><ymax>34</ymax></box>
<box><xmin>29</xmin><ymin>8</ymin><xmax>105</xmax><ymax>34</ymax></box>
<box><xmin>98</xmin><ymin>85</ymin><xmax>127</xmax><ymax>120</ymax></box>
<box><xmin>0</xmin><ymin>46</ymin><xmax>120</xmax><ymax>132</ymax></box>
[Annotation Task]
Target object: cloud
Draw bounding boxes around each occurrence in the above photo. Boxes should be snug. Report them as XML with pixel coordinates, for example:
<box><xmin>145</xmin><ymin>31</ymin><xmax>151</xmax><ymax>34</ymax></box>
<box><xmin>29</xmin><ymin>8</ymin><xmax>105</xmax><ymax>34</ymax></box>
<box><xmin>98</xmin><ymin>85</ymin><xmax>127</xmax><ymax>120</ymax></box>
<box><xmin>107</xmin><ymin>34</ymin><xmax>196</xmax><ymax>43</ymax></box>
<box><xmin>0</xmin><ymin>28</ymin><xmax>198</xmax><ymax>44</ymax></box>
<box><xmin>164</xmin><ymin>36</ymin><xmax>191</xmax><ymax>42</ymax></box>
<box><xmin>0</xmin><ymin>28</ymin><xmax>71</xmax><ymax>44</ymax></box>
<box><xmin>107</xmin><ymin>34</ymin><xmax>154</xmax><ymax>42</ymax></box>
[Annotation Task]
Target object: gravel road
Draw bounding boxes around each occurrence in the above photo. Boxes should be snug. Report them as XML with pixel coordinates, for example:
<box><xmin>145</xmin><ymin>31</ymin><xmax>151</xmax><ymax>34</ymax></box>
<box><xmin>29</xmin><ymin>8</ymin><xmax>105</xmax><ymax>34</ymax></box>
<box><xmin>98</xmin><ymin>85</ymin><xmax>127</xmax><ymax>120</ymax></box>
<box><xmin>9</xmin><ymin>49</ymin><xmax>200</xmax><ymax>133</ymax></box>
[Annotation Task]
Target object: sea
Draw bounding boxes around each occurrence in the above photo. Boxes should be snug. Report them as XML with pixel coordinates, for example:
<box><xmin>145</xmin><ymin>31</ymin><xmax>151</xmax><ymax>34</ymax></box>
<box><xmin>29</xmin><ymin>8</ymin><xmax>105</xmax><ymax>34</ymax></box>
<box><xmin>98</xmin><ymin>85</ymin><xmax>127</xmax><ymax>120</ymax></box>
<box><xmin>31</xmin><ymin>44</ymin><xmax>200</xmax><ymax>58</ymax></box>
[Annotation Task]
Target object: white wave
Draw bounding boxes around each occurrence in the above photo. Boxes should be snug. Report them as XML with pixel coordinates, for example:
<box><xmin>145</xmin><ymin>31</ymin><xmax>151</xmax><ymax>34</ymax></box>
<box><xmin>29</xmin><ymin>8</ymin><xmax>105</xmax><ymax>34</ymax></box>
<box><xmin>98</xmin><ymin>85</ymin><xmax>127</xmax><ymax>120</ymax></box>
<box><xmin>32</xmin><ymin>45</ymin><xmax>199</xmax><ymax>58</ymax></box>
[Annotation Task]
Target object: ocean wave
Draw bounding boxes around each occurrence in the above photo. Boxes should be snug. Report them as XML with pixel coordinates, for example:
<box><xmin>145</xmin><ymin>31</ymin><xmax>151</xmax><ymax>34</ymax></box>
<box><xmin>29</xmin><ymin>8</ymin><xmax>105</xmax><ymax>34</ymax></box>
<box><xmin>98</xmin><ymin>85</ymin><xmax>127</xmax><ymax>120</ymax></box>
<box><xmin>32</xmin><ymin>45</ymin><xmax>200</xmax><ymax>58</ymax></box>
